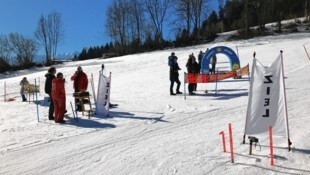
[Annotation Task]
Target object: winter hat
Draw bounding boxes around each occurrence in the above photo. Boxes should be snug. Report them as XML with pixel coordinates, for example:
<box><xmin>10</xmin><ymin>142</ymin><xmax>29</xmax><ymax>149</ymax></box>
<box><xmin>56</xmin><ymin>72</ymin><xmax>63</xmax><ymax>78</ymax></box>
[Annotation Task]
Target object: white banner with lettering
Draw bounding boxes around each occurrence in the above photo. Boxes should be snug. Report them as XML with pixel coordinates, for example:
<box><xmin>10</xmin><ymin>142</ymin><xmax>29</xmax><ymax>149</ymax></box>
<box><xmin>96</xmin><ymin>72</ymin><xmax>111</xmax><ymax>117</ymax></box>
<box><xmin>245</xmin><ymin>55</ymin><xmax>288</xmax><ymax>137</ymax></box>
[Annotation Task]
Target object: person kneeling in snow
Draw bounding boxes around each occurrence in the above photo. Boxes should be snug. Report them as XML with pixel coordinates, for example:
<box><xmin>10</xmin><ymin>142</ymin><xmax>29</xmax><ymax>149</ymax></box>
<box><xmin>52</xmin><ymin>72</ymin><xmax>66</xmax><ymax>123</ymax></box>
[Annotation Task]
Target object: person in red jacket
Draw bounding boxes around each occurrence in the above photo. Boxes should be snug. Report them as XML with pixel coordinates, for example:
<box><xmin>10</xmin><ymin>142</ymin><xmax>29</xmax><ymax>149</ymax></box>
<box><xmin>71</xmin><ymin>66</ymin><xmax>88</xmax><ymax>111</ymax></box>
<box><xmin>52</xmin><ymin>72</ymin><xmax>66</xmax><ymax>123</ymax></box>
<box><xmin>71</xmin><ymin>66</ymin><xmax>88</xmax><ymax>92</ymax></box>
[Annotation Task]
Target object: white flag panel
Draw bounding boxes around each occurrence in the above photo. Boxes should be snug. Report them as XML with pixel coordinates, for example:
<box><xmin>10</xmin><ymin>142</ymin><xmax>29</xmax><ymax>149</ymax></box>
<box><xmin>96</xmin><ymin>73</ymin><xmax>110</xmax><ymax>117</ymax></box>
<box><xmin>245</xmin><ymin>56</ymin><xmax>287</xmax><ymax>137</ymax></box>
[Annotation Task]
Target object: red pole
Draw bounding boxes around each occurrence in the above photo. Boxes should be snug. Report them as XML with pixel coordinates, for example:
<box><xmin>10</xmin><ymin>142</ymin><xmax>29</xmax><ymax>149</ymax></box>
<box><xmin>219</xmin><ymin>131</ymin><xmax>226</xmax><ymax>152</ymax></box>
<box><xmin>269</xmin><ymin>125</ymin><xmax>274</xmax><ymax>166</ymax></box>
<box><xmin>229</xmin><ymin>123</ymin><xmax>234</xmax><ymax>163</ymax></box>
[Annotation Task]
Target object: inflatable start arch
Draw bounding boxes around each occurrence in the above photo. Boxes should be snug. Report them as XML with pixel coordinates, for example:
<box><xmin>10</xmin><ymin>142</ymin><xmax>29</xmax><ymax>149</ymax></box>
<box><xmin>201</xmin><ymin>46</ymin><xmax>240</xmax><ymax>74</ymax></box>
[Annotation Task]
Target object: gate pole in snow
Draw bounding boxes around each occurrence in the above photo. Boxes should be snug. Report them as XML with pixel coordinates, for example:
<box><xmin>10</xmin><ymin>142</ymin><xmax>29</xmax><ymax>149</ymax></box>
<box><xmin>269</xmin><ymin>125</ymin><xmax>274</xmax><ymax>166</ymax></box>
<box><xmin>35</xmin><ymin>79</ymin><xmax>39</xmax><ymax>122</ymax></box>
<box><xmin>236</xmin><ymin>45</ymin><xmax>239</xmax><ymax>58</ymax></box>
<box><xmin>184</xmin><ymin>72</ymin><xmax>186</xmax><ymax>100</ymax></box>
<box><xmin>4</xmin><ymin>82</ymin><xmax>6</xmax><ymax>102</ymax></box>
<box><xmin>229</xmin><ymin>123</ymin><xmax>234</xmax><ymax>163</ymax></box>
<box><xmin>303</xmin><ymin>44</ymin><xmax>310</xmax><ymax>61</ymax></box>
<box><xmin>242</xmin><ymin>134</ymin><xmax>246</xmax><ymax>144</ymax></box>
<box><xmin>91</xmin><ymin>73</ymin><xmax>97</xmax><ymax>109</ymax></box>
<box><xmin>215</xmin><ymin>68</ymin><xmax>219</xmax><ymax>94</ymax></box>
<box><xmin>219</xmin><ymin>131</ymin><xmax>226</xmax><ymax>152</ymax></box>
<box><xmin>280</xmin><ymin>50</ymin><xmax>292</xmax><ymax>151</ymax></box>
<box><xmin>38</xmin><ymin>77</ymin><xmax>41</xmax><ymax>95</ymax></box>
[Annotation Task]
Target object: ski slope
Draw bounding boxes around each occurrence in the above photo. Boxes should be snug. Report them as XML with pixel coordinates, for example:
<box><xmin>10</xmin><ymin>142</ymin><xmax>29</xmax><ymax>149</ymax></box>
<box><xmin>0</xmin><ymin>33</ymin><xmax>310</xmax><ymax>175</ymax></box>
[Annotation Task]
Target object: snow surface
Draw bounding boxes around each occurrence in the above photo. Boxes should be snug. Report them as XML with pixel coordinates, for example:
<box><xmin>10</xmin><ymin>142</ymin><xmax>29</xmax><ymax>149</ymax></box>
<box><xmin>0</xmin><ymin>33</ymin><xmax>310</xmax><ymax>175</ymax></box>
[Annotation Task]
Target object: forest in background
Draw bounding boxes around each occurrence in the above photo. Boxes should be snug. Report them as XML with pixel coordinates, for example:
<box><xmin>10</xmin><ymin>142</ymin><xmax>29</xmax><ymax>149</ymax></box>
<box><xmin>1</xmin><ymin>0</ymin><xmax>309</xmax><ymax>73</ymax></box>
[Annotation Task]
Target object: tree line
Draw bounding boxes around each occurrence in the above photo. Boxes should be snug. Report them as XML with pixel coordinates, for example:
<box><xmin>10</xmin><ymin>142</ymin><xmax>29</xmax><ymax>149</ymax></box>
<box><xmin>0</xmin><ymin>11</ymin><xmax>64</xmax><ymax>73</ymax></box>
<box><xmin>104</xmin><ymin>0</ymin><xmax>309</xmax><ymax>56</ymax></box>
<box><xmin>1</xmin><ymin>0</ymin><xmax>309</xmax><ymax>73</ymax></box>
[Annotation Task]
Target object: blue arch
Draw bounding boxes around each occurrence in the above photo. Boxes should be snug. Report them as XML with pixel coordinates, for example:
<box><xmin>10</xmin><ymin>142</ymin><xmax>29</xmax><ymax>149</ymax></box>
<box><xmin>200</xmin><ymin>46</ymin><xmax>240</xmax><ymax>74</ymax></box>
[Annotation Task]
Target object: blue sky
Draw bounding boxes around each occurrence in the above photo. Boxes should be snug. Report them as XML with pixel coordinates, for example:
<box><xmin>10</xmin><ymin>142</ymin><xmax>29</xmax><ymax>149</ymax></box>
<box><xmin>0</xmin><ymin>0</ymin><xmax>110</xmax><ymax>54</ymax></box>
<box><xmin>1</xmin><ymin>0</ymin><xmax>219</xmax><ymax>55</ymax></box>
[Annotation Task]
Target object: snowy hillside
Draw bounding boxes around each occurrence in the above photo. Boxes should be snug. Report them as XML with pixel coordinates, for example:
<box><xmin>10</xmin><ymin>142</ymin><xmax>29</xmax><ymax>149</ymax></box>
<box><xmin>0</xmin><ymin>32</ymin><xmax>310</xmax><ymax>175</ymax></box>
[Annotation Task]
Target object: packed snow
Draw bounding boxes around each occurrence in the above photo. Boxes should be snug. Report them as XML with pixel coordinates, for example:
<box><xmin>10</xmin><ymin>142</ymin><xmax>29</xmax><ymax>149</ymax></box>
<box><xmin>0</xmin><ymin>33</ymin><xmax>310</xmax><ymax>175</ymax></box>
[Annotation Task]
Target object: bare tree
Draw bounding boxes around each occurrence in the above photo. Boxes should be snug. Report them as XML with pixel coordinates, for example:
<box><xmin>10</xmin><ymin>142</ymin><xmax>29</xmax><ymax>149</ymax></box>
<box><xmin>49</xmin><ymin>12</ymin><xmax>64</xmax><ymax>60</ymax></box>
<box><xmin>244</xmin><ymin>0</ymin><xmax>248</xmax><ymax>37</ymax></box>
<box><xmin>8</xmin><ymin>33</ymin><xmax>37</xmax><ymax>68</ymax></box>
<box><xmin>306</xmin><ymin>0</ymin><xmax>309</xmax><ymax>21</ymax></box>
<box><xmin>0</xmin><ymin>35</ymin><xmax>12</xmax><ymax>63</ymax></box>
<box><xmin>218</xmin><ymin>0</ymin><xmax>224</xmax><ymax>33</ymax></box>
<box><xmin>106</xmin><ymin>0</ymin><xmax>132</xmax><ymax>54</ymax></box>
<box><xmin>143</xmin><ymin>0</ymin><xmax>170</xmax><ymax>48</ymax></box>
<box><xmin>174</xmin><ymin>0</ymin><xmax>192</xmax><ymax>38</ymax></box>
<box><xmin>35</xmin><ymin>11</ymin><xmax>64</xmax><ymax>65</ymax></box>
<box><xmin>130</xmin><ymin>0</ymin><xmax>145</xmax><ymax>44</ymax></box>
<box><xmin>191</xmin><ymin>0</ymin><xmax>206</xmax><ymax>40</ymax></box>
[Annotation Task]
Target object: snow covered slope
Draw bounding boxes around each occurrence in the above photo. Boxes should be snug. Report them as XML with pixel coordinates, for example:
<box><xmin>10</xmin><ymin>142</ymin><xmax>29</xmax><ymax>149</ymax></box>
<box><xmin>0</xmin><ymin>33</ymin><xmax>310</xmax><ymax>175</ymax></box>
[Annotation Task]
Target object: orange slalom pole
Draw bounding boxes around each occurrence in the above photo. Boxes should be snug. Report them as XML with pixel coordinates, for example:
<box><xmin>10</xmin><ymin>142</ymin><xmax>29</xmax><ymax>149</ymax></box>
<box><xmin>219</xmin><ymin>131</ymin><xmax>226</xmax><ymax>152</ymax></box>
<box><xmin>229</xmin><ymin>123</ymin><xmax>234</xmax><ymax>163</ymax></box>
<box><xmin>269</xmin><ymin>125</ymin><xmax>274</xmax><ymax>166</ymax></box>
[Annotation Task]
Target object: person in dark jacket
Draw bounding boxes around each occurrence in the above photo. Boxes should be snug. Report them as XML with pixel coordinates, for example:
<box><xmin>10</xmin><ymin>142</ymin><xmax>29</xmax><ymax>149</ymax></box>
<box><xmin>168</xmin><ymin>52</ymin><xmax>177</xmax><ymax>68</ymax></box>
<box><xmin>186</xmin><ymin>54</ymin><xmax>200</xmax><ymax>95</ymax></box>
<box><xmin>52</xmin><ymin>72</ymin><xmax>66</xmax><ymax>123</ymax></box>
<box><xmin>198</xmin><ymin>50</ymin><xmax>204</xmax><ymax>72</ymax></box>
<box><xmin>45</xmin><ymin>67</ymin><xmax>56</xmax><ymax>120</ymax></box>
<box><xmin>211</xmin><ymin>55</ymin><xmax>217</xmax><ymax>74</ymax></box>
<box><xmin>169</xmin><ymin>56</ymin><xmax>182</xmax><ymax>95</ymax></box>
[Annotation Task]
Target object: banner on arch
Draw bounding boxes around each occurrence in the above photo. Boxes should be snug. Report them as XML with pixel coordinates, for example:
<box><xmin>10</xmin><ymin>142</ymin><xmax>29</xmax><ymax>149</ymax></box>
<box><xmin>184</xmin><ymin>64</ymin><xmax>249</xmax><ymax>84</ymax></box>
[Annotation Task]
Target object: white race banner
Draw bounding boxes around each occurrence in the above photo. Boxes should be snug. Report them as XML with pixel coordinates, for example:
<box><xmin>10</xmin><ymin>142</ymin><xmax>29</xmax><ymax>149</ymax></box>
<box><xmin>245</xmin><ymin>55</ymin><xmax>288</xmax><ymax>137</ymax></box>
<box><xmin>96</xmin><ymin>72</ymin><xmax>111</xmax><ymax>117</ymax></box>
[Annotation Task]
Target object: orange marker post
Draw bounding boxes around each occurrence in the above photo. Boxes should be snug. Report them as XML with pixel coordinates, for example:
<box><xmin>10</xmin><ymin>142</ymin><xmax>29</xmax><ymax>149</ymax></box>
<box><xmin>219</xmin><ymin>131</ymin><xmax>226</xmax><ymax>152</ymax></box>
<box><xmin>229</xmin><ymin>123</ymin><xmax>234</xmax><ymax>163</ymax></box>
<box><xmin>269</xmin><ymin>125</ymin><xmax>274</xmax><ymax>166</ymax></box>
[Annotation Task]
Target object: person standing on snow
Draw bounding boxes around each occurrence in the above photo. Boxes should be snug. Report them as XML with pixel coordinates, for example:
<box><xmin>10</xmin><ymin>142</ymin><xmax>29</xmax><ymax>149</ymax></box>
<box><xmin>45</xmin><ymin>67</ymin><xmax>56</xmax><ymax>120</ymax></box>
<box><xmin>71</xmin><ymin>66</ymin><xmax>88</xmax><ymax>111</ymax></box>
<box><xmin>211</xmin><ymin>55</ymin><xmax>217</xmax><ymax>74</ymax></box>
<box><xmin>186</xmin><ymin>54</ymin><xmax>199</xmax><ymax>95</ymax></box>
<box><xmin>198</xmin><ymin>50</ymin><xmax>204</xmax><ymax>72</ymax></box>
<box><xmin>20</xmin><ymin>77</ymin><xmax>29</xmax><ymax>102</ymax></box>
<box><xmin>169</xmin><ymin>55</ymin><xmax>182</xmax><ymax>95</ymax></box>
<box><xmin>52</xmin><ymin>72</ymin><xmax>66</xmax><ymax>123</ymax></box>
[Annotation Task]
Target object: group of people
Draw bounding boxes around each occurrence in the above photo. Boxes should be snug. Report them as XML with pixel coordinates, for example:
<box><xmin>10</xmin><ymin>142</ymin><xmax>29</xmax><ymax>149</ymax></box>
<box><xmin>44</xmin><ymin>66</ymin><xmax>88</xmax><ymax>123</ymax></box>
<box><xmin>168</xmin><ymin>50</ymin><xmax>217</xmax><ymax>95</ymax></box>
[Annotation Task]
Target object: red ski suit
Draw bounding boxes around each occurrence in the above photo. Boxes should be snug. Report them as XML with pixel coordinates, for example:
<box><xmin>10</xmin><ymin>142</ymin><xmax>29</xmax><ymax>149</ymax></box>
<box><xmin>52</xmin><ymin>78</ymin><xmax>66</xmax><ymax>122</ymax></box>
<box><xmin>71</xmin><ymin>71</ymin><xmax>88</xmax><ymax>92</ymax></box>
